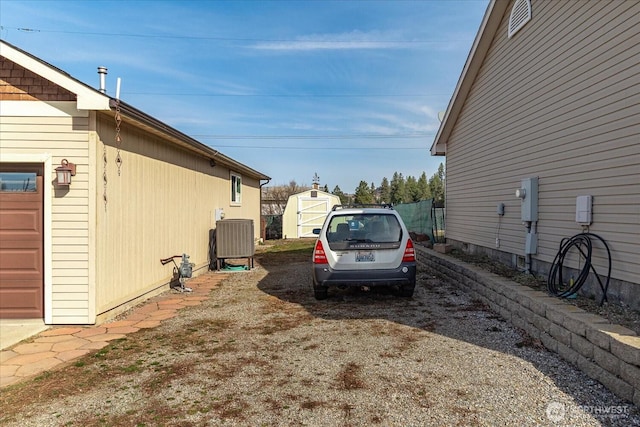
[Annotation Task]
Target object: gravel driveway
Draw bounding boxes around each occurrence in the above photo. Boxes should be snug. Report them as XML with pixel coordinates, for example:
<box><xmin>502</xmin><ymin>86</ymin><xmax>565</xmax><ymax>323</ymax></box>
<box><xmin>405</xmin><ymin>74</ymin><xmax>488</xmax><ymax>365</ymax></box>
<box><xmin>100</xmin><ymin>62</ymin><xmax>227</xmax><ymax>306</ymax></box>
<box><xmin>1</xmin><ymin>248</ymin><xmax>638</xmax><ymax>426</ymax></box>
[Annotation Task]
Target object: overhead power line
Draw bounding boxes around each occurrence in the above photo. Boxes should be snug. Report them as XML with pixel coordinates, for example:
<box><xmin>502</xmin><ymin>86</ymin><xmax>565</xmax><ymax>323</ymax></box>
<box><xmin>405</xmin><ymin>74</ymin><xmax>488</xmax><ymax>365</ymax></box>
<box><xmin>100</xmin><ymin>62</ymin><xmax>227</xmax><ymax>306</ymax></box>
<box><xmin>191</xmin><ymin>133</ymin><xmax>432</xmax><ymax>140</ymax></box>
<box><xmin>9</xmin><ymin>26</ymin><xmax>466</xmax><ymax>45</ymax></box>
<box><xmin>208</xmin><ymin>145</ymin><xmax>428</xmax><ymax>150</ymax></box>
<box><xmin>126</xmin><ymin>92</ymin><xmax>446</xmax><ymax>98</ymax></box>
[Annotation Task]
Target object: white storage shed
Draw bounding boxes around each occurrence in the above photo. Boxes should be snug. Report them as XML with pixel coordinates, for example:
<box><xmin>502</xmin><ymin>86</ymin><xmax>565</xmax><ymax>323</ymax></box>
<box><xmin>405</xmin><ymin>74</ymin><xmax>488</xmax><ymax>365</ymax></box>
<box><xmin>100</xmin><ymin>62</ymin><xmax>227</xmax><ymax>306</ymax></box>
<box><xmin>282</xmin><ymin>185</ymin><xmax>340</xmax><ymax>239</ymax></box>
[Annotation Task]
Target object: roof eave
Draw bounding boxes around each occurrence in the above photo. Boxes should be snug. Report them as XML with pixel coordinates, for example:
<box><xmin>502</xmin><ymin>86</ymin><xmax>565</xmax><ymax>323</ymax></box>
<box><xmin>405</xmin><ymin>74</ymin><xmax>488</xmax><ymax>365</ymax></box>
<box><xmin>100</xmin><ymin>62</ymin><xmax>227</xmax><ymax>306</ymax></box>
<box><xmin>1</xmin><ymin>39</ymin><xmax>270</xmax><ymax>181</ymax></box>
<box><xmin>110</xmin><ymin>99</ymin><xmax>270</xmax><ymax>181</ymax></box>
<box><xmin>0</xmin><ymin>39</ymin><xmax>111</xmax><ymax>111</ymax></box>
<box><xmin>430</xmin><ymin>0</ymin><xmax>510</xmax><ymax>156</ymax></box>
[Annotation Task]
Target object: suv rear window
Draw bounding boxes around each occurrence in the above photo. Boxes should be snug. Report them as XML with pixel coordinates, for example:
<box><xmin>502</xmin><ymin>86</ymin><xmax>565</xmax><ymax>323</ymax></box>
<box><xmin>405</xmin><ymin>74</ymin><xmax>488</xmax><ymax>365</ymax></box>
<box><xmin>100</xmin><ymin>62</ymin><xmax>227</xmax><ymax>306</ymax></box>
<box><xmin>326</xmin><ymin>213</ymin><xmax>402</xmax><ymax>249</ymax></box>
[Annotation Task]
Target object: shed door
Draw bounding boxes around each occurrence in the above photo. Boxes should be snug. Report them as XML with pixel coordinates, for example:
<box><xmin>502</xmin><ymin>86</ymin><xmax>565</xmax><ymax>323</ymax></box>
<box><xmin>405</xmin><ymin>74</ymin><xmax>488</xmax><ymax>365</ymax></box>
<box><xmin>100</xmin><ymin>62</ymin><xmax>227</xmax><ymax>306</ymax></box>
<box><xmin>297</xmin><ymin>197</ymin><xmax>330</xmax><ymax>238</ymax></box>
<box><xmin>0</xmin><ymin>165</ymin><xmax>44</xmax><ymax>319</ymax></box>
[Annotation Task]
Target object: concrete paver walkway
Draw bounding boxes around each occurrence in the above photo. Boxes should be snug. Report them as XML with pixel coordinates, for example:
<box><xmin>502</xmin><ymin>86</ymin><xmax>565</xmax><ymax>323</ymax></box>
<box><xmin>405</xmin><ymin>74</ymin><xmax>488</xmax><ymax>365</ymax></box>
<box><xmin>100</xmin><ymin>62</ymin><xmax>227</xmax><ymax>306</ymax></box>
<box><xmin>0</xmin><ymin>272</ymin><xmax>227</xmax><ymax>388</ymax></box>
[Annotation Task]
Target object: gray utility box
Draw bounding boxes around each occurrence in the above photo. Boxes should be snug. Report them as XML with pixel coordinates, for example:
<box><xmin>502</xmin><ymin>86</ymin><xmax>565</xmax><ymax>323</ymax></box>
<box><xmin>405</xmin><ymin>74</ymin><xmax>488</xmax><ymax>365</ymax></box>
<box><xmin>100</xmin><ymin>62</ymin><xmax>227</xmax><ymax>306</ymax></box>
<box><xmin>216</xmin><ymin>219</ymin><xmax>254</xmax><ymax>270</ymax></box>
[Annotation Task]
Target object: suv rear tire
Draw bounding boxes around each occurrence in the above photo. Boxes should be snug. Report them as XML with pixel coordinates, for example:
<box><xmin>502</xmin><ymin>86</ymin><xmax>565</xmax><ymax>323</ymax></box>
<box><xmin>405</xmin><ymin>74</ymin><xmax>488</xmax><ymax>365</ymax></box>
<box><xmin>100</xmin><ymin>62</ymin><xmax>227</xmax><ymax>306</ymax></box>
<box><xmin>396</xmin><ymin>284</ymin><xmax>415</xmax><ymax>297</ymax></box>
<box><xmin>313</xmin><ymin>285</ymin><xmax>328</xmax><ymax>300</ymax></box>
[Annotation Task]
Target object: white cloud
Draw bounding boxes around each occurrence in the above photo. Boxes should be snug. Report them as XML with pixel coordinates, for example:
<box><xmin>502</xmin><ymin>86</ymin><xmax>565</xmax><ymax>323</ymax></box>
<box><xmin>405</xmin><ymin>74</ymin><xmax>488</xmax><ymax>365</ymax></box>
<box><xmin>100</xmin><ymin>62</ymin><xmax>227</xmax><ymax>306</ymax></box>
<box><xmin>249</xmin><ymin>30</ymin><xmax>423</xmax><ymax>51</ymax></box>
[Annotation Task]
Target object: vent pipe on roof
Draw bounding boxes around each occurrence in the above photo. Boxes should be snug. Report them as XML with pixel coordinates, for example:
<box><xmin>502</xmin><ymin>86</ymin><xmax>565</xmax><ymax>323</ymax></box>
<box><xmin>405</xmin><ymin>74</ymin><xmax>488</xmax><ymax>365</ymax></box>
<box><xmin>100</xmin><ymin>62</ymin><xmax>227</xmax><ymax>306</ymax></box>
<box><xmin>97</xmin><ymin>66</ymin><xmax>108</xmax><ymax>93</ymax></box>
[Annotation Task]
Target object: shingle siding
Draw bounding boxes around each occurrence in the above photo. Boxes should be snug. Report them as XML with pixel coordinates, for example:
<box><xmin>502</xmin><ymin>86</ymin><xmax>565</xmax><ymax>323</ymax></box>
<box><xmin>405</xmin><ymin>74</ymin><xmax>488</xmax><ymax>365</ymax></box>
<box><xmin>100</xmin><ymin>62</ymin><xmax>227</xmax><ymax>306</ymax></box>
<box><xmin>0</xmin><ymin>58</ymin><xmax>76</xmax><ymax>101</ymax></box>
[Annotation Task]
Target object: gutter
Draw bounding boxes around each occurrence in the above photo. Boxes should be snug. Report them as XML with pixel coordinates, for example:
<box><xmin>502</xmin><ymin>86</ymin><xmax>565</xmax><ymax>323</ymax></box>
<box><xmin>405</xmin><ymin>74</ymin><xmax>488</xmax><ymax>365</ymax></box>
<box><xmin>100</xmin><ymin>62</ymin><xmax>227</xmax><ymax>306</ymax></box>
<box><xmin>108</xmin><ymin>99</ymin><xmax>270</xmax><ymax>181</ymax></box>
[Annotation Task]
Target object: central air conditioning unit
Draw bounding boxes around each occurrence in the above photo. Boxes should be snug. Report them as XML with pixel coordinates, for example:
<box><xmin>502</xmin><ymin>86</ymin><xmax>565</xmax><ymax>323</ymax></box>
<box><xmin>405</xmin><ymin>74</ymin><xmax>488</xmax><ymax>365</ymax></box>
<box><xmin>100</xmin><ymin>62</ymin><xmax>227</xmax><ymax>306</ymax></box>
<box><xmin>215</xmin><ymin>219</ymin><xmax>254</xmax><ymax>269</ymax></box>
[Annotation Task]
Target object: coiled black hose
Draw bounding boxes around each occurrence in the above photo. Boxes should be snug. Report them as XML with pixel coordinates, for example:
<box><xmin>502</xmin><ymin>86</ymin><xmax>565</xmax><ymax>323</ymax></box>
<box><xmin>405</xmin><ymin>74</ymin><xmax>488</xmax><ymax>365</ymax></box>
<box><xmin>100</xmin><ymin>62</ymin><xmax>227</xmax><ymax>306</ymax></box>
<box><xmin>547</xmin><ymin>232</ymin><xmax>612</xmax><ymax>305</ymax></box>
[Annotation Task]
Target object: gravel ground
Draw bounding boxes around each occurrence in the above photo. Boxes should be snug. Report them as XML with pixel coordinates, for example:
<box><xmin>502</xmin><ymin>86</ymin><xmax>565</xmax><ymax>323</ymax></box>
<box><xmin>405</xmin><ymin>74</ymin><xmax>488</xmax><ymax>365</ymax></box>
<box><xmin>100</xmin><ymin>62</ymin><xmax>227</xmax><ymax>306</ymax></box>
<box><xmin>1</xmin><ymin>250</ymin><xmax>639</xmax><ymax>426</ymax></box>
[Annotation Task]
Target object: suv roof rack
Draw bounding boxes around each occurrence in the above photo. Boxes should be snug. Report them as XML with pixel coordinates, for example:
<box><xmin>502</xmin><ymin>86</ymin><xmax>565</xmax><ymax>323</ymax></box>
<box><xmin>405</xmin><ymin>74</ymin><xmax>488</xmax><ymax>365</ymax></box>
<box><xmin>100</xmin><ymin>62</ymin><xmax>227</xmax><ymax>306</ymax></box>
<box><xmin>331</xmin><ymin>204</ymin><xmax>394</xmax><ymax>211</ymax></box>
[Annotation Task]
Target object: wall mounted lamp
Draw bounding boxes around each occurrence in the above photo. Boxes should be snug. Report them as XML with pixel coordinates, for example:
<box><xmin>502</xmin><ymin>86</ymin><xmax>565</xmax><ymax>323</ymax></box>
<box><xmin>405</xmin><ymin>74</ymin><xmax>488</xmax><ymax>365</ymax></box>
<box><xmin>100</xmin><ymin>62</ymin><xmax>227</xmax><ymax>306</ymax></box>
<box><xmin>55</xmin><ymin>159</ymin><xmax>76</xmax><ymax>186</ymax></box>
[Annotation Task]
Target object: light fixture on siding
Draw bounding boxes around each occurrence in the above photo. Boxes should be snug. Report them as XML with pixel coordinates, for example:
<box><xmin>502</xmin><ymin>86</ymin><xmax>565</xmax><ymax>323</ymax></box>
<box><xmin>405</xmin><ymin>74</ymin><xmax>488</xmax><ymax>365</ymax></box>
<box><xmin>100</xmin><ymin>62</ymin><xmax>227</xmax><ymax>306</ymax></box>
<box><xmin>55</xmin><ymin>159</ymin><xmax>76</xmax><ymax>186</ymax></box>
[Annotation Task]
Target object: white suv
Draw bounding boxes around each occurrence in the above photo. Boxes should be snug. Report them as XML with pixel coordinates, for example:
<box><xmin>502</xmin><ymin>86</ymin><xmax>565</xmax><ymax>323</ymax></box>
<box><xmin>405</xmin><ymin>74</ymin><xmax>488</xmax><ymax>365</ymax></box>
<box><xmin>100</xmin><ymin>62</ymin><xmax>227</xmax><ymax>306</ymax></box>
<box><xmin>312</xmin><ymin>204</ymin><xmax>417</xmax><ymax>300</ymax></box>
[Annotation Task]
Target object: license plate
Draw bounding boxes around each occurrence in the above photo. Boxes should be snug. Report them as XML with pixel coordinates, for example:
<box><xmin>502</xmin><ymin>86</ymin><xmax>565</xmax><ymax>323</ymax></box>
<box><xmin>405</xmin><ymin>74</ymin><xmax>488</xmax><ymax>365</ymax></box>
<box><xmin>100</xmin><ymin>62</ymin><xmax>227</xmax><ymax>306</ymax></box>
<box><xmin>356</xmin><ymin>251</ymin><xmax>375</xmax><ymax>262</ymax></box>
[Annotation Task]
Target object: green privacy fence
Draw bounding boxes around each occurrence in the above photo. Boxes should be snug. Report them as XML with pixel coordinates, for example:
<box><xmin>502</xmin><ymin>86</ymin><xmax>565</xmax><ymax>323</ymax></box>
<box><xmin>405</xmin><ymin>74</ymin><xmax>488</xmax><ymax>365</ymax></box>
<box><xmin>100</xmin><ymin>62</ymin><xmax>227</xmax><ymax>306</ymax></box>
<box><xmin>394</xmin><ymin>199</ymin><xmax>445</xmax><ymax>244</ymax></box>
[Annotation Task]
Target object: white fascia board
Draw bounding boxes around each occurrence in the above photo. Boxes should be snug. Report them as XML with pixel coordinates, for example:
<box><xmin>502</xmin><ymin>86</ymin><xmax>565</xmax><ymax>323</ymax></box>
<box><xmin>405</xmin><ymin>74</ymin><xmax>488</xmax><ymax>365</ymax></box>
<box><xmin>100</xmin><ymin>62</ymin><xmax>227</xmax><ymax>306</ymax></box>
<box><xmin>0</xmin><ymin>41</ymin><xmax>110</xmax><ymax>111</ymax></box>
<box><xmin>0</xmin><ymin>100</ymin><xmax>88</xmax><ymax>117</ymax></box>
<box><xmin>429</xmin><ymin>0</ymin><xmax>507</xmax><ymax>157</ymax></box>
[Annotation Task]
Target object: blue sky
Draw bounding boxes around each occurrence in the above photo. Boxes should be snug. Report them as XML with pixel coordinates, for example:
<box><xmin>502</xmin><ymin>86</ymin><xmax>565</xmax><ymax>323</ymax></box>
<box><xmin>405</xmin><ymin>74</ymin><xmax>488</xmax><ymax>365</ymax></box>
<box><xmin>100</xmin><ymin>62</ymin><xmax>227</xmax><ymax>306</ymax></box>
<box><xmin>0</xmin><ymin>0</ymin><xmax>488</xmax><ymax>192</ymax></box>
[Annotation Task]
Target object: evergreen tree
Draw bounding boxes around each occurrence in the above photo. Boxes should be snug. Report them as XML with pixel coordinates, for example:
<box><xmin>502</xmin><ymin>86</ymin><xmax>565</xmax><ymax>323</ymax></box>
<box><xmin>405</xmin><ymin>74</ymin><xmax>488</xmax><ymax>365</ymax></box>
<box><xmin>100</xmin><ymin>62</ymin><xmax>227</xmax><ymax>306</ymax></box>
<box><xmin>322</xmin><ymin>184</ymin><xmax>329</xmax><ymax>192</ymax></box>
<box><xmin>332</xmin><ymin>185</ymin><xmax>349</xmax><ymax>204</ymax></box>
<box><xmin>417</xmin><ymin>172</ymin><xmax>431</xmax><ymax>200</ymax></box>
<box><xmin>379</xmin><ymin>177</ymin><xmax>391</xmax><ymax>204</ymax></box>
<box><xmin>429</xmin><ymin>163</ymin><xmax>445</xmax><ymax>203</ymax></box>
<box><xmin>405</xmin><ymin>175</ymin><xmax>419</xmax><ymax>202</ymax></box>
<box><xmin>370</xmin><ymin>182</ymin><xmax>377</xmax><ymax>203</ymax></box>
<box><xmin>354</xmin><ymin>180</ymin><xmax>374</xmax><ymax>204</ymax></box>
<box><xmin>390</xmin><ymin>172</ymin><xmax>407</xmax><ymax>204</ymax></box>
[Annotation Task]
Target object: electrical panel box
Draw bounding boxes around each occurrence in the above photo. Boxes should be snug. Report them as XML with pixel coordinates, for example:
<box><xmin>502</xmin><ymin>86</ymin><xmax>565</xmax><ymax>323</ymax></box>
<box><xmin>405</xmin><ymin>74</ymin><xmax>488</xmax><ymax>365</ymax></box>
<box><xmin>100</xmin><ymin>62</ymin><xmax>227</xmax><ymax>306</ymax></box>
<box><xmin>517</xmin><ymin>177</ymin><xmax>538</xmax><ymax>222</ymax></box>
<box><xmin>576</xmin><ymin>195</ymin><xmax>592</xmax><ymax>225</ymax></box>
<box><xmin>496</xmin><ymin>203</ymin><xmax>505</xmax><ymax>216</ymax></box>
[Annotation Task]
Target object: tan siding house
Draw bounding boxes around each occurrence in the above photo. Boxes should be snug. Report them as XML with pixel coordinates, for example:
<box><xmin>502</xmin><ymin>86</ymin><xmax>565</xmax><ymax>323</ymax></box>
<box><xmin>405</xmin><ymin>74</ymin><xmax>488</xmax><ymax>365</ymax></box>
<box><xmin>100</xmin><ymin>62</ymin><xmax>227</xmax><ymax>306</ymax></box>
<box><xmin>0</xmin><ymin>40</ymin><xmax>269</xmax><ymax>324</ymax></box>
<box><xmin>431</xmin><ymin>1</ymin><xmax>640</xmax><ymax>308</ymax></box>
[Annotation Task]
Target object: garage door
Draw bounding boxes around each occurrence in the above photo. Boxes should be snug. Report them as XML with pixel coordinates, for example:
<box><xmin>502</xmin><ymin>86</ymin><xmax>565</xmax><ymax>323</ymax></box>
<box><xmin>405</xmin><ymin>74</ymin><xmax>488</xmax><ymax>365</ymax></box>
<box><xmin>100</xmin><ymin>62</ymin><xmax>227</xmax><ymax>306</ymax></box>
<box><xmin>0</xmin><ymin>165</ymin><xmax>44</xmax><ymax>318</ymax></box>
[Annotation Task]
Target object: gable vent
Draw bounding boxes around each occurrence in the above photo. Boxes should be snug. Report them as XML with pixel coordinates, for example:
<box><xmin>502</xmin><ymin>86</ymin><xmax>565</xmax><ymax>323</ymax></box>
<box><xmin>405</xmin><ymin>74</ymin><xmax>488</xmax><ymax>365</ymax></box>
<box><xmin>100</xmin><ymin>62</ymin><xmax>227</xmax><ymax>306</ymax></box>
<box><xmin>508</xmin><ymin>0</ymin><xmax>532</xmax><ymax>38</ymax></box>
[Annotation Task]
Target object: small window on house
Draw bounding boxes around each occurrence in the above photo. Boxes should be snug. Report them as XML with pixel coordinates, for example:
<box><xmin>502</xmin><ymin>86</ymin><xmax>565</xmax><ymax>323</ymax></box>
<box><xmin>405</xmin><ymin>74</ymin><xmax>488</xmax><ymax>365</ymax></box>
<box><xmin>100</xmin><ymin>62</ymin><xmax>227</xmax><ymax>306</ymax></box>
<box><xmin>0</xmin><ymin>172</ymin><xmax>37</xmax><ymax>192</ymax></box>
<box><xmin>508</xmin><ymin>0</ymin><xmax>532</xmax><ymax>38</ymax></box>
<box><xmin>311</xmin><ymin>190</ymin><xmax>317</xmax><ymax>198</ymax></box>
<box><xmin>231</xmin><ymin>173</ymin><xmax>242</xmax><ymax>205</ymax></box>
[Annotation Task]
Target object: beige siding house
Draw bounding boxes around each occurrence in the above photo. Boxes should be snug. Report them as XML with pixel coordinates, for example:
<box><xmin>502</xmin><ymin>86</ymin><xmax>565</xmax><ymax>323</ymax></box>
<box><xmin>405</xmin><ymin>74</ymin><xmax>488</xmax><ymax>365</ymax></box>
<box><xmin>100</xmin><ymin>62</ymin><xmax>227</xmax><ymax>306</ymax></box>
<box><xmin>431</xmin><ymin>1</ymin><xmax>640</xmax><ymax>308</ymax></box>
<box><xmin>0</xmin><ymin>40</ymin><xmax>269</xmax><ymax>324</ymax></box>
<box><xmin>282</xmin><ymin>184</ymin><xmax>340</xmax><ymax>238</ymax></box>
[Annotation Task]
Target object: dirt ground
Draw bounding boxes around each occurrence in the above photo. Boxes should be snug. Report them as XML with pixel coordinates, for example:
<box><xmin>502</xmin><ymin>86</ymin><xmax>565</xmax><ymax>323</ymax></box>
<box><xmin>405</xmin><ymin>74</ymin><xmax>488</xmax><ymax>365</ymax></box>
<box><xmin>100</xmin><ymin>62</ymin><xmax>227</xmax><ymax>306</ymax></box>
<box><xmin>446</xmin><ymin>248</ymin><xmax>640</xmax><ymax>335</ymax></box>
<box><xmin>0</xmin><ymin>240</ymin><xmax>638</xmax><ymax>426</ymax></box>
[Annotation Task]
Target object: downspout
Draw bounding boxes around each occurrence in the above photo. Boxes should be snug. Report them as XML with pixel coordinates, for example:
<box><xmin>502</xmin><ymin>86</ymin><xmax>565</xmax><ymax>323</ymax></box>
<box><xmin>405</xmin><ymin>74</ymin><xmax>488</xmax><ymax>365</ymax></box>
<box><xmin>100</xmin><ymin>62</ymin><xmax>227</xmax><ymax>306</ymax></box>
<box><xmin>524</xmin><ymin>221</ymin><xmax>538</xmax><ymax>274</ymax></box>
<box><xmin>518</xmin><ymin>177</ymin><xmax>539</xmax><ymax>275</ymax></box>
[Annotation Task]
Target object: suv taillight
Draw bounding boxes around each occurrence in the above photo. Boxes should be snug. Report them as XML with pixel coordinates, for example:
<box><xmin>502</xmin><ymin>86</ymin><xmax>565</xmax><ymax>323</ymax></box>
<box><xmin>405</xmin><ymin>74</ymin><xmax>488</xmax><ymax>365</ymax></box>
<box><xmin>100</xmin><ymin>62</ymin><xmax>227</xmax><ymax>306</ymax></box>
<box><xmin>313</xmin><ymin>240</ymin><xmax>328</xmax><ymax>264</ymax></box>
<box><xmin>402</xmin><ymin>239</ymin><xmax>416</xmax><ymax>262</ymax></box>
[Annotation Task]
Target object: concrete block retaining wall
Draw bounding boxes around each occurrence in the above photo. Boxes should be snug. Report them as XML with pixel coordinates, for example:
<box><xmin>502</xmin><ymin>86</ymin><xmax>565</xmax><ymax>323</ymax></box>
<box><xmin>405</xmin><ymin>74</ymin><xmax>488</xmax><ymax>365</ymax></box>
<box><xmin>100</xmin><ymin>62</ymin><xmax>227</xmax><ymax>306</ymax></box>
<box><xmin>416</xmin><ymin>245</ymin><xmax>640</xmax><ymax>406</ymax></box>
